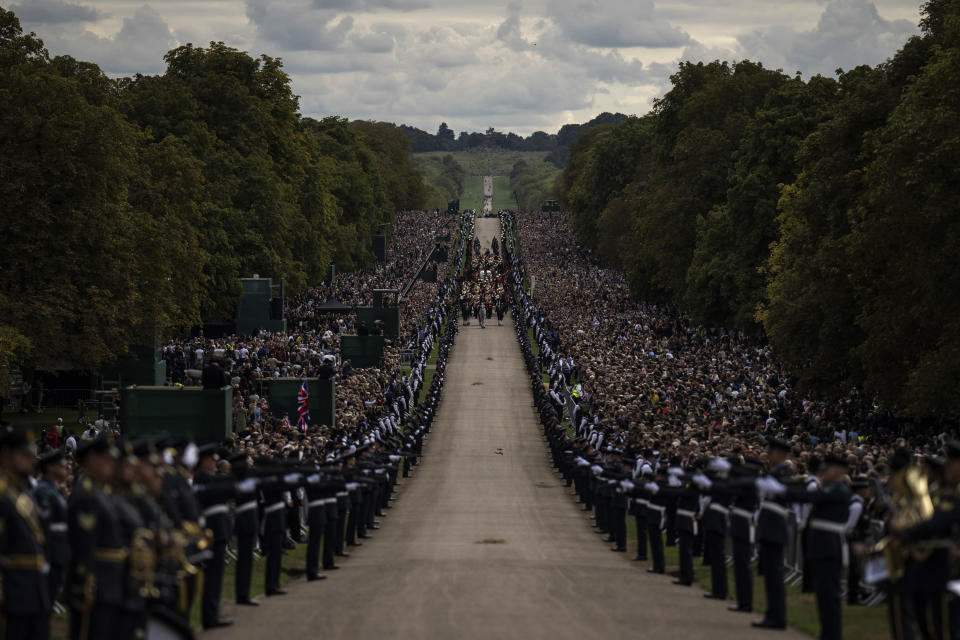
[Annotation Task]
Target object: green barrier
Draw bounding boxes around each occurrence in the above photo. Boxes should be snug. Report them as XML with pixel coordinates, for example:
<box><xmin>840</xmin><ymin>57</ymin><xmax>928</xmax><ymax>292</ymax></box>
<box><xmin>237</xmin><ymin>277</ymin><xmax>285</xmax><ymax>336</ymax></box>
<box><xmin>120</xmin><ymin>386</ymin><xmax>232</xmax><ymax>444</ymax></box>
<box><xmin>103</xmin><ymin>340</ymin><xmax>166</xmax><ymax>386</ymax></box>
<box><xmin>355</xmin><ymin>307</ymin><xmax>400</xmax><ymax>338</ymax></box>
<box><xmin>341</xmin><ymin>336</ymin><xmax>386</xmax><ymax>369</ymax></box>
<box><xmin>265</xmin><ymin>378</ymin><xmax>336</xmax><ymax>428</ymax></box>
<box><xmin>372</xmin><ymin>234</ymin><xmax>387</xmax><ymax>262</ymax></box>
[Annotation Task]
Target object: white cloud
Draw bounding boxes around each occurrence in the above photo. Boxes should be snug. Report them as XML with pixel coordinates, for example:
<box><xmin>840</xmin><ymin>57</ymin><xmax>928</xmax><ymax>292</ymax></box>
<box><xmin>733</xmin><ymin>0</ymin><xmax>918</xmax><ymax>74</ymax></box>
<box><xmin>9</xmin><ymin>0</ymin><xmax>922</xmax><ymax>134</ymax></box>
<box><xmin>547</xmin><ymin>0</ymin><xmax>690</xmax><ymax>48</ymax></box>
<box><xmin>25</xmin><ymin>5</ymin><xmax>175</xmax><ymax>75</ymax></box>
<box><xmin>9</xmin><ymin>0</ymin><xmax>103</xmax><ymax>25</ymax></box>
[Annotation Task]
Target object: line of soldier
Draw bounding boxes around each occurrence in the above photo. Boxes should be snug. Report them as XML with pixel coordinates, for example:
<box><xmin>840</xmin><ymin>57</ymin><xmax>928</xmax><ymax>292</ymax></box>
<box><xmin>502</xmin><ymin>220</ymin><xmax>960</xmax><ymax>640</ymax></box>
<box><xmin>0</xmin><ymin>311</ymin><xmax>461</xmax><ymax>640</ymax></box>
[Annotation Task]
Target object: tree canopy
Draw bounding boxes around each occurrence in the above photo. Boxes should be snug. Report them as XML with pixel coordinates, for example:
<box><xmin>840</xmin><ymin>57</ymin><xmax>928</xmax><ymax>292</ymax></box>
<box><xmin>0</xmin><ymin>9</ymin><xmax>426</xmax><ymax>379</ymax></box>
<box><xmin>556</xmin><ymin>0</ymin><xmax>960</xmax><ymax>420</ymax></box>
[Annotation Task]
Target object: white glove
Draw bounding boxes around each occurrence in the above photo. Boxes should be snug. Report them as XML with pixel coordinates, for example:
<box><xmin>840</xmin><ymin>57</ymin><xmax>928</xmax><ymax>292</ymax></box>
<box><xmin>620</xmin><ymin>479</ymin><xmax>635</xmax><ymax>492</ymax></box>
<box><xmin>283</xmin><ymin>473</ymin><xmax>301</xmax><ymax>484</ymax></box>
<box><xmin>708</xmin><ymin>458</ymin><xmax>732</xmax><ymax>477</ymax></box>
<box><xmin>590</xmin><ymin>465</ymin><xmax>604</xmax><ymax>476</ymax></box>
<box><xmin>644</xmin><ymin>482</ymin><xmax>660</xmax><ymax>495</ymax></box>
<box><xmin>237</xmin><ymin>478</ymin><xmax>258</xmax><ymax>493</ymax></box>
<box><xmin>692</xmin><ymin>473</ymin><xmax>712</xmax><ymax>490</ymax></box>
<box><xmin>389</xmin><ymin>455</ymin><xmax>401</xmax><ymax>462</ymax></box>
<box><xmin>307</xmin><ymin>474</ymin><xmax>321</xmax><ymax>484</ymax></box>
<box><xmin>755</xmin><ymin>476</ymin><xmax>787</xmax><ymax>497</ymax></box>
<box><xmin>668</xmin><ymin>474</ymin><xmax>682</xmax><ymax>488</ymax></box>
<box><xmin>345</xmin><ymin>482</ymin><xmax>359</xmax><ymax>491</ymax></box>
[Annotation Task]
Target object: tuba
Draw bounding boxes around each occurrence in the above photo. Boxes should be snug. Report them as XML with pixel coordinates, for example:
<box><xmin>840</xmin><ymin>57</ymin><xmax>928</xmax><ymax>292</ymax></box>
<box><xmin>873</xmin><ymin>464</ymin><xmax>935</xmax><ymax>582</ymax></box>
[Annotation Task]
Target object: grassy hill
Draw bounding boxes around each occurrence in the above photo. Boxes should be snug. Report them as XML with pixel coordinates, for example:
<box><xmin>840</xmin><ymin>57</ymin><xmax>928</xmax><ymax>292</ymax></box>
<box><xmin>413</xmin><ymin>149</ymin><xmax>561</xmax><ymax>211</ymax></box>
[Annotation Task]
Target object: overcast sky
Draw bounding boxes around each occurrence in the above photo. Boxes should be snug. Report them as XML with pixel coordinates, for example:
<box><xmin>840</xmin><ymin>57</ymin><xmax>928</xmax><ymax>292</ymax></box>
<box><xmin>7</xmin><ymin>0</ymin><xmax>922</xmax><ymax>135</ymax></box>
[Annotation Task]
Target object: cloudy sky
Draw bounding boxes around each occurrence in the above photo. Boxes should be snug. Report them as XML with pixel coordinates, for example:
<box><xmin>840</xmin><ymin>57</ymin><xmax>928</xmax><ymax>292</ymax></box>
<box><xmin>7</xmin><ymin>0</ymin><xmax>921</xmax><ymax>135</ymax></box>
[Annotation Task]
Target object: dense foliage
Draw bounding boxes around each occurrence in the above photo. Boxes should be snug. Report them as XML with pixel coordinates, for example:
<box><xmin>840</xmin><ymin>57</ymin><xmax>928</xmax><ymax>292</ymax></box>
<box><xmin>556</xmin><ymin>0</ymin><xmax>960</xmax><ymax>420</ymax></box>
<box><xmin>0</xmin><ymin>9</ymin><xmax>426</xmax><ymax>376</ymax></box>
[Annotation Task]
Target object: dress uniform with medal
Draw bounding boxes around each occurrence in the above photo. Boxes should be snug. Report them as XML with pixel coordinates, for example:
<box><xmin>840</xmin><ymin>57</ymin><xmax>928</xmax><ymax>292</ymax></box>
<box><xmin>67</xmin><ymin>433</ymin><xmax>125</xmax><ymax>640</ymax></box>
<box><xmin>31</xmin><ymin>448</ymin><xmax>70</xmax><ymax>608</ymax></box>
<box><xmin>0</xmin><ymin>426</ymin><xmax>51</xmax><ymax>640</ymax></box>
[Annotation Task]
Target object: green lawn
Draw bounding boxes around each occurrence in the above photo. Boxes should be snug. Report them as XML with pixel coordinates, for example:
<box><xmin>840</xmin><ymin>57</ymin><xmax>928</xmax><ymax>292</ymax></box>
<box><xmin>414</xmin><ymin>149</ymin><xmax>558</xmax><ymax>212</ymax></box>
<box><xmin>415</xmin><ymin>150</ymin><xmax>552</xmax><ymax>177</ymax></box>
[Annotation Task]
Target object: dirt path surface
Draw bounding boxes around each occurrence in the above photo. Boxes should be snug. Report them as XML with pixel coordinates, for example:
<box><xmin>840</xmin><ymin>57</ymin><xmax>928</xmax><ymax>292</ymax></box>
<box><xmin>206</xmin><ymin>220</ymin><xmax>805</xmax><ymax>640</ymax></box>
<box><xmin>483</xmin><ymin>175</ymin><xmax>493</xmax><ymax>213</ymax></box>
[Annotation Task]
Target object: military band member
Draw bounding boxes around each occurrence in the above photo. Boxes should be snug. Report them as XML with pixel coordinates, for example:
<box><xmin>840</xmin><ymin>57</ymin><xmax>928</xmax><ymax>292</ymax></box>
<box><xmin>32</xmin><ymin>448</ymin><xmax>69</xmax><ymax>608</ymax></box>
<box><xmin>68</xmin><ymin>433</ymin><xmax>124</xmax><ymax>640</ymax></box>
<box><xmin>0</xmin><ymin>427</ymin><xmax>51</xmax><ymax>640</ymax></box>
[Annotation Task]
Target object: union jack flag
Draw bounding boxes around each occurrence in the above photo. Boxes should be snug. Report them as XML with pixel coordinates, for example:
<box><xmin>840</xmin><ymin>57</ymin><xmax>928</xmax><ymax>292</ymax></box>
<box><xmin>296</xmin><ymin>380</ymin><xmax>310</xmax><ymax>431</ymax></box>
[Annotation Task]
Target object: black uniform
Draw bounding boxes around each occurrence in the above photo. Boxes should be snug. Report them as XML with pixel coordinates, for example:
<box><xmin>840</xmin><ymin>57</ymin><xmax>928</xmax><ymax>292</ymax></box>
<box><xmin>703</xmin><ymin>490</ymin><xmax>731</xmax><ymax>599</ymax></box>
<box><xmin>657</xmin><ymin>481</ymin><xmax>699</xmax><ymax>585</ymax></box>
<box><xmin>786</xmin><ymin>479</ymin><xmax>850</xmax><ymax>640</ymax></box>
<box><xmin>305</xmin><ymin>479</ymin><xmax>336</xmax><ymax>580</ymax></box>
<box><xmin>0</xmin><ymin>473</ymin><xmax>51</xmax><ymax>640</ymax></box>
<box><xmin>31</xmin><ymin>476</ymin><xmax>68</xmax><ymax>605</ymax></box>
<box><xmin>194</xmin><ymin>468</ymin><xmax>235</xmax><ymax>627</ymax></box>
<box><xmin>755</xmin><ymin>461</ymin><xmax>792</xmax><ymax>628</ymax></box>
<box><xmin>259</xmin><ymin>479</ymin><xmax>288</xmax><ymax>595</ymax></box>
<box><xmin>729</xmin><ymin>479</ymin><xmax>759</xmax><ymax>612</ymax></box>
<box><xmin>68</xmin><ymin>476</ymin><xmax>126</xmax><ymax>640</ymax></box>
<box><xmin>233</xmin><ymin>485</ymin><xmax>259</xmax><ymax>604</ymax></box>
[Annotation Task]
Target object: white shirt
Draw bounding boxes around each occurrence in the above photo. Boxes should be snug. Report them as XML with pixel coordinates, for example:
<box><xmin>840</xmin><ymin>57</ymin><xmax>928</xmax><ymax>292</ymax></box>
<box><xmin>845</xmin><ymin>495</ymin><xmax>864</xmax><ymax>534</ymax></box>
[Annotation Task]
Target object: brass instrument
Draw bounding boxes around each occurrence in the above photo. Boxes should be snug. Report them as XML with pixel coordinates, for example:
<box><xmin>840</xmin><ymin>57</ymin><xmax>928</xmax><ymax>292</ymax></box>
<box><xmin>873</xmin><ymin>464</ymin><xmax>935</xmax><ymax>582</ymax></box>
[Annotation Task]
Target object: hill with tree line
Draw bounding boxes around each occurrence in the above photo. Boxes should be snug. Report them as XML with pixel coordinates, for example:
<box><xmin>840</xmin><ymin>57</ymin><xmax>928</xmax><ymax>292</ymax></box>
<box><xmin>399</xmin><ymin>112</ymin><xmax>627</xmax><ymax>167</ymax></box>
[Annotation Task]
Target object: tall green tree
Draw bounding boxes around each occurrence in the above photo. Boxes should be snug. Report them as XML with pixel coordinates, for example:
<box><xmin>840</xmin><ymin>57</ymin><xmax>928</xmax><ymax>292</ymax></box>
<box><xmin>685</xmin><ymin>75</ymin><xmax>838</xmax><ymax>330</ymax></box>
<box><xmin>846</xmin><ymin>10</ymin><xmax>960</xmax><ymax>418</ymax></box>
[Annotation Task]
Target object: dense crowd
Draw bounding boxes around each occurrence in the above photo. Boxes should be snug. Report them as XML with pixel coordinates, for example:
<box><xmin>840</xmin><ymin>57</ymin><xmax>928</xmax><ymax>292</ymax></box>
<box><xmin>0</xmin><ymin>211</ymin><xmax>472</xmax><ymax>639</ymax></box>
<box><xmin>154</xmin><ymin>210</ymin><xmax>459</xmax><ymax>434</ymax></box>
<box><xmin>503</xmin><ymin>210</ymin><xmax>960</xmax><ymax>640</ymax></box>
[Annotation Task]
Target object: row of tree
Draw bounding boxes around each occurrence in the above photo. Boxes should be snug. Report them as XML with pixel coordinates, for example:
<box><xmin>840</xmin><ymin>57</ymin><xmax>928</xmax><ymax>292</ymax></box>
<box><xmin>0</xmin><ymin>9</ymin><xmax>427</xmax><ymax>383</ymax></box>
<box><xmin>400</xmin><ymin>112</ymin><xmax>626</xmax><ymax>165</ymax></box>
<box><xmin>556</xmin><ymin>0</ymin><xmax>960</xmax><ymax>420</ymax></box>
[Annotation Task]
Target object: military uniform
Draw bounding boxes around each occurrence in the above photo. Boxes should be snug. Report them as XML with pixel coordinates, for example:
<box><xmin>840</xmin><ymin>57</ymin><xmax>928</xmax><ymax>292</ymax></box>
<box><xmin>728</xmin><ymin>462</ymin><xmax>761</xmax><ymax>613</ymax></box>
<box><xmin>193</xmin><ymin>448</ymin><xmax>235</xmax><ymax>629</ymax></box>
<box><xmin>0</xmin><ymin>471</ymin><xmax>51</xmax><ymax>640</ymax></box>
<box><xmin>68</xmin><ymin>474</ymin><xmax>125</xmax><ymax>639</ymax></box>
<box><xmin>31</xmin><ymin>453</ymin><xmax>69</xmax><ymax>606</ymax></box>
<box><xmin>785</xmin><ymin>470</ymin><xmax>850</xmax><ymax>640</ymax></box>
<box><xmin>753</xmin><ymin>440</ymin><xmax>794</xmax><ymax>630</ymax></box>
<box><xmin>231</xmin><ymin>456</ymin><xmax>260</xmax><ymax>605</ymax></box>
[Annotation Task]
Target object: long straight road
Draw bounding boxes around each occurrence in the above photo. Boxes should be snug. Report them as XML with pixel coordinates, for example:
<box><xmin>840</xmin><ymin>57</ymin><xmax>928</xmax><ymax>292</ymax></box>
<box><xmin>209</xmin><ymin>218</ymin><xmax>806</xmax><ymax>639</ymax></box>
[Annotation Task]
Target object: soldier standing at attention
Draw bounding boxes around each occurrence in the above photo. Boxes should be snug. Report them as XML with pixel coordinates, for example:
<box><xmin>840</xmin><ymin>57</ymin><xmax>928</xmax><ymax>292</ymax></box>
<box><xmin>752</xmin><ymin>437</ymin><xmax>793</xmax><ymax>630</ymax></box>
<box><xmin>760</xmin><ymin>454</ymin><xmax>850</xmax><ymax>640</ymax></box>
<box><xmin>231</xmin><ymin>453</ymin><xmax>260</xmax><ymax>607</ymax></box>
<box><xmin>32</xmin><ymin>449</ymin><xmax>70</xmax><ymax>608</ymax></box>
<box><xmin>193</xmin><ymin>444</ymin><xmax>235</xmax><ymax>629</ymax></box>
<box><xmin>68</xmin><ymin>433</ymin><xmax>124</xmax><ymax>640</ymax></box>
<box><xmin>0</xmin><ymin>426</ymin><xmax>51</xmax><ymax>640</ymax></box>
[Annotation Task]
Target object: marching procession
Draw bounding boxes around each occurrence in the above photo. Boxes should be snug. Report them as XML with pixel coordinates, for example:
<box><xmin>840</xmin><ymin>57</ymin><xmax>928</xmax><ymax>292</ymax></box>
<box><xmin>458</xmin><ymin>235</ymin><xmax>508</xmax><ymax>330</ymax></box>
<box><xmin>504</xmin><ymin>209</ymin><xmax>960</xmax><ymax>640</ymax></box>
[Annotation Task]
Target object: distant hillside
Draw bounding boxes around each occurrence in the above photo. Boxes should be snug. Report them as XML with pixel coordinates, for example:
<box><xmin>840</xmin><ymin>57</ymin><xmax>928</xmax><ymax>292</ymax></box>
<box><xmin>413</xmin><ymin>150</ymin><xmax>562</xmax><ymax>212</ymax></box>
<box><xmin>399</xmin><ymin>112</ymin><xmax>627</xmax><ymax>168</ymax></box>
